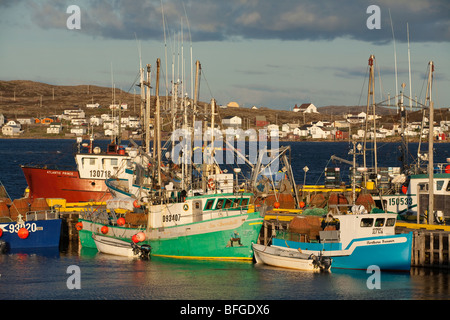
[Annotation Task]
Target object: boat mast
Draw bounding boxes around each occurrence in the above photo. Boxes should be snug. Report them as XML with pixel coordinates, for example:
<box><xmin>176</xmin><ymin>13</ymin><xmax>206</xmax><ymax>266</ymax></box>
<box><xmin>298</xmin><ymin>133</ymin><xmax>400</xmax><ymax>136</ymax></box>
<box><xmin>426</xmin><ymin>61</ymin><xmax>434</xmax><ymax>224</ymax></box>
<box><xmin>363</xmin><ymin>55</ymin><xmax>377</xmax><ymax>187</ymax></box>
<box><xmin>146</xmin><ymin>64</ymin><xmax>152</xmax><ymax>154</ymax></box>
<box><xmin>407</xmin><ymin>23</ymin><xmax>413</xmax><ymax>111</ymax></box>
<box><xmin>156</xmin><ymin>58</ymin><xmax>162</xmax><ymax>187</ymax></box>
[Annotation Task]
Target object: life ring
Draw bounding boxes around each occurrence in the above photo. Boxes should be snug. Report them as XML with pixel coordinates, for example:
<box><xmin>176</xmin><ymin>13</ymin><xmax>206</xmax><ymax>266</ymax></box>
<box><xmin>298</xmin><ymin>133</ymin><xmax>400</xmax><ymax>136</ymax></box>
<box><xmin>207</xmin><ymin>178</ymin><xmax>215</xmax><ymax>190</ymax></box>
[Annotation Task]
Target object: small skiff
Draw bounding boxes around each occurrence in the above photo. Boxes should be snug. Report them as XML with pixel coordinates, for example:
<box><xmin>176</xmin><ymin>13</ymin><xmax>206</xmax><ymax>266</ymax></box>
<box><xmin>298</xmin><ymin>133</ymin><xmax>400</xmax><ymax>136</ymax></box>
<box><xmin>252</xmin><ymin>243</ymin><xmax>331</xmax><ymax>272</ymax></box>
<box><xmin>92</xmin><ymin>233</ymin><xmax>151</xmax><ymax>259</ymax></box>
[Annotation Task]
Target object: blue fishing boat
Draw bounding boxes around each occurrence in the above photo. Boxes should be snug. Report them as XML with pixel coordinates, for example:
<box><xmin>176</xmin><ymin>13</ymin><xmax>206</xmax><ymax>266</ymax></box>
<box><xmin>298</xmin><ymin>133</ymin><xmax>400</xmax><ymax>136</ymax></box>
<box><xmin>272</xmin><ymin>209</ymin><xmax>412</xmax><ymax>271</ymax></box>
<box><xmin>0</xmin><ymin>190</ymin><xmax>62</xmax><ymax>253</ymax></box>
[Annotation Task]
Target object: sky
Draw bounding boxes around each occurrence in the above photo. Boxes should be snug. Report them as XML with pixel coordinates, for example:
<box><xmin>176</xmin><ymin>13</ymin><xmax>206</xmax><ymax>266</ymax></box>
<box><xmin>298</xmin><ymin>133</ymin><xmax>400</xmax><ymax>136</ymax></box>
<box><xmin>0</xmin><ymin>0</ymin><xmax>449</xmax><ymax>110</ymax></box>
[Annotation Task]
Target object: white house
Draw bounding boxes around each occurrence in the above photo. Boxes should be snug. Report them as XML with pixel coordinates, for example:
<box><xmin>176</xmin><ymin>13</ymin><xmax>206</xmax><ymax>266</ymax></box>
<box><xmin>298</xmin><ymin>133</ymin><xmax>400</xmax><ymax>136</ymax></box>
<box><xmin>16</xmin><ymin>118</ymin><xmax>33</xmax><ymax>125</ymax></box>
<box><xmin>293</xmin><ymin>103</ymin><xmax>318</xmax><ymax>113</ymax></box>
<box><xmin>89</xmin><ymin>116</ymin><xmax>103</xmax><ymax>126</ymax></box>
<box><xmin>2</xmin><ymin>123</ymin><xmax>22</xmax><ymax>136</ymax></box>
<box><xmin>222</xmin><ymin>116</ymin><xmax>242</xmax><ymax>128</ymax></box>
<box><xmin>128</xmin><ymin>116</ymin><xmax>140</xmax><ymax>128</ymax></box>
<box><xmin>309</xmin><ymin>124</ymin><xmax>329</xmax><ymax>139</ymax></box>
<box><xmin>47</xmin><ymin>124</ymin><xmax>63</xmax><ymax>134</ymax></box>
<box><xmin>86</xmin><ymin>103</ymin><xmax>100</xmax><ymax>108</ymax></box>
<box><xmin>346</xmin><ymin>112</ymin><xmax>366</xmax><ymax>124</ymax></box>
<box><xmin>63</xmin><ymin>109</ymin><xmax>85</xmax><ymax>120</ymax></box>
<box><xmin>70</xmin><ymin>126</ymin><xmax>87</xmax><ymax>136</ymax></box>
<box><xmin>293</xmin><ymin>125</ymin><xmax>310</xmax><ymax>137</ymax></box>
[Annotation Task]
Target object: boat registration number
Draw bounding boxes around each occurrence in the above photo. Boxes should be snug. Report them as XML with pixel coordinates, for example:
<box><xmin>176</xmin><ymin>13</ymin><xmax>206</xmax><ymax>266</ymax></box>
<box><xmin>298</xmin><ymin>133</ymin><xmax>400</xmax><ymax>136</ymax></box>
<box><xmin>7</xmin><ymin>223</ymin><xmax>41</xmax><ymax>233</ymax></box>
<box><xmin>162</xmin><ymin>214</ymin><xmax>181</xmax><ymax>222</ymax></box>
<box><xmin>89</xmin><ymin>170</ymin><xmax>112</xmax><ymax>178</ymax></box>
<box><xmin>388</xmin><ymin>197</ymin><xmax>413</xmax><ymax>206</ymax></box>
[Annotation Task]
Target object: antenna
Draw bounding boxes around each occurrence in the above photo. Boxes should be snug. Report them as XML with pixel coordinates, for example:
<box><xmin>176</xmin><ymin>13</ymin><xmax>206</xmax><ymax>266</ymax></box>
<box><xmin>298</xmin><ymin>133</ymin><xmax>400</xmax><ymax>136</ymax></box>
<box><xmin>407</xmin><ymin>22</ymin><xmax>412</xmax><ymax>111</ymax></box>
<box><xmin>389</xmin><ymin>9</ymin><xmax>399</xmax><ymax>113</ymax></box>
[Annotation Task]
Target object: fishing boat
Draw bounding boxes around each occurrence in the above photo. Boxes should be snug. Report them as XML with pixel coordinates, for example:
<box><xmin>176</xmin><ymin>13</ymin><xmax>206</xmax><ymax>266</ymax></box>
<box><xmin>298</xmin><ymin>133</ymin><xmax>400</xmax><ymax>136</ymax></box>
<box><xmin>272</xmin><ymin>209</ymin><xmax>412</xmax><ymax>271</ymax></box>
<box><xmin>76</xmin><ymin>58</ymin><xmax>266</xmax><ymax>261</ymax></box>
<box><xmin>21</xmin><ymin>137</ymin><xmax>136</xmax><ymax>203</ymax></box>
<box><xmin>252</xmin><ymin>243</ymin><xmax>331</xmax><ymax>272</ymax></box>
<box><xmin>92</xmin><ymin>233</ymin><xmax>151</xmax><ymax>259</ymax></box>
<box><xmin>0</xmin><ymin>184</ymin><xmax>62</xmax><ymax>252</ymax></box>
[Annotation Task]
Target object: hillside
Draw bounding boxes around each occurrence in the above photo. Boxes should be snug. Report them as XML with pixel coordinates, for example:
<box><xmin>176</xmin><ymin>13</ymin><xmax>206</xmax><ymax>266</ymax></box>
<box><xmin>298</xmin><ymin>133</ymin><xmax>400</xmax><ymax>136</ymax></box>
<box><xmin>0</xmin><ymin>80</ymin><xmax>448</xmax><ymax>134</ymax></box>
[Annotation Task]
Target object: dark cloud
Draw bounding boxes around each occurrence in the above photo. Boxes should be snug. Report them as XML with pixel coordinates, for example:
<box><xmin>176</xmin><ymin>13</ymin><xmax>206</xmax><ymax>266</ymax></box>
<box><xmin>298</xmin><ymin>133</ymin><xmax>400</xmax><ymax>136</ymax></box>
<box><xmin>21</xmin><ymin>0</ymin><xmax>450</xmax><ymax>43</ymax></box>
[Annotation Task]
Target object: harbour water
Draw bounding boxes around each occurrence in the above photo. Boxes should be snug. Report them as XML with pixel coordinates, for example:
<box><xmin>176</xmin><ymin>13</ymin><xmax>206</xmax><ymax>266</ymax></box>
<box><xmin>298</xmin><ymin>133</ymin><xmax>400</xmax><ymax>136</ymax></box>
<box><xmin>1</xmin><ymin>139</ymin><xmax>449</xmax><ymax>305</ymax></box>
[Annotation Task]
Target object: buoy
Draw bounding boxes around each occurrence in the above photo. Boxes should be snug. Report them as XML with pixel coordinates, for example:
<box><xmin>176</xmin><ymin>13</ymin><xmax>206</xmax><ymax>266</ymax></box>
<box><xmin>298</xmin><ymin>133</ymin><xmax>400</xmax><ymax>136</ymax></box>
<box><xmin>273</xmin><ymin>201</ymin><xmax>280</xmax><ymax>209</ymax></box>
<box><xmin>133</xmin><ymin>199</ymin><xmax>141</xmax><ymax>209</ymax></box>
<box><xmin>131</xmin><ymin>234</ymin><xmax>139</xmax><ymax>243</ymax></box>
<box><xmin>75</xmin><ymin>222</ymin><xmax>83</xmax><ymax>231</ymax></box>
<box><xmin>18</xmin><ymin>227</ymin><xmax>29</xmax><ymax>239</ymax></box>
<box><xmin>445</xmin><ymin>164</ymin><xmax>450</xmax><ymax>174</ymax></box>
<box><xmin>101</xmin><ymin>225</ymin><xmax>108</xmax><ymax>234</ymax></box>
<box><xmin>136</xmin><ymin>232</ymin><xmax>145</xmax><ymax>242</ymax></box>
<box><xmin>299</xmin><ymin>201</ymin><xmax>305</xmax><ymax>208</ymax></box>
<box><xmin>0</xmin><ymin>229</ymin><xmax>2</xmax><ymax>237</ymax></box>
<box><xmin>117</xmin><ymin>217</ymin><xmax>125</xmax><ymax>226</ymax></box>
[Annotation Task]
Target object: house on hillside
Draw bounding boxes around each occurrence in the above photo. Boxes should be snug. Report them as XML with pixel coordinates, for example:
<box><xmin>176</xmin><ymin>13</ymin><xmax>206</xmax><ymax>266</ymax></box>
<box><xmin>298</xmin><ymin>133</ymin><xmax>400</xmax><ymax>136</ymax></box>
<box><xmin>293</xmin><ymin>103</ymin><xmax>318</xmax><ymax>113</ymax></box>
<box><xmin>2</xmin><ymin>121</ymin><xmax>22</xmax><ymax>136</ymax></box>
<box><xmin>255</xmin><ymin>116</ymin><xmax>269</xmax><ymax>127</ymax></box>
<box><xmin>222</xmin><ymin>116</ymin><xmax>242</xmax><ymax>128</ymax></box>
<box><xmin>47</xmin><ymin>124</ymin><xmax>63</xmax><ymax>134</ymax></box>
<box><xmin>346</xmin><ymin>112</ymin><xmax>366</xmax><ymax>124</ymax></box>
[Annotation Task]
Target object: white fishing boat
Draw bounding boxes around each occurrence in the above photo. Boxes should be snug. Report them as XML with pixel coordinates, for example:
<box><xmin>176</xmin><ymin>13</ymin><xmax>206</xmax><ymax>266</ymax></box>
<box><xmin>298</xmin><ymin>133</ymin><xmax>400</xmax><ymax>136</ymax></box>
<box><xmin>252</xmin><ymin>243</ymin><xmax>331</xmax><ymax>272</ymax></box>
<box><xmin>92</xmin><ymin>233</ymin><xmax>151</xmax><ymax>259</ymax></box>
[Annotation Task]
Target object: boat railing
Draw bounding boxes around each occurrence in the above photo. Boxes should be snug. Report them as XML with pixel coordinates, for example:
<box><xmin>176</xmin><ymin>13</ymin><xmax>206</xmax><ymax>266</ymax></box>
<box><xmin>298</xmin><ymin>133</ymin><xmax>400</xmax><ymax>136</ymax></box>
<box><xmin>26</xmin><ymin>210</ymin><xmax>59</xmax><ymax>221</ymax></box>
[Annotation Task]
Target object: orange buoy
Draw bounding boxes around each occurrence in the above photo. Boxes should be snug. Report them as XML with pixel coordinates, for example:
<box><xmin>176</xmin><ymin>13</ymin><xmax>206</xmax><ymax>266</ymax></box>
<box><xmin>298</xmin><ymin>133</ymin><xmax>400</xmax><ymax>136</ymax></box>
<box><xmin>299</xmin><ymin>201</ymin><xmax>306</xmax><ymax>208</ymax></box>
<box><xmin>136</xmin><ymin>232</ymin><xmax>145</xmax><ymax>242</ymax></box>
<box><xmin>18</xmin><ymin>227</ymin><xmax>29</xmax><ymax>239</ymax></box>
<box><xmin>133</xmin><ymin>199</ymin><xmax>141</xmax><ymax>209</ymax></box>
<box><xmin>445</xmin><ymin>165</ymin><xmax>450</xmax><ymax>174</ymax></box>
<box><xmin>273</xmin><ymin>202</ymin><xmax>280</xmax><ymax>209</ymax></box>
<box><xmin>131</xmin><ymin>234</ymin><xmax>139</xmax><ymax>243</ymax></box>
<box><xmin>75</xmin><ymin>222</ymin><xmax>83</xmax><ymax>231</ymax></box>
<box><xmin>101</xmin><ymin>225</ymin><xmax>108</xmax><ymax>234</ymax></box>
<box><xmin>117</xmin><ymin>217</ymin><xmax>125</xmax><ymax>226</ymax></box>
<box><xmin>0</xmin><ymin>228</ymin><xmax>3</xmax><ymax>237</ymax></box>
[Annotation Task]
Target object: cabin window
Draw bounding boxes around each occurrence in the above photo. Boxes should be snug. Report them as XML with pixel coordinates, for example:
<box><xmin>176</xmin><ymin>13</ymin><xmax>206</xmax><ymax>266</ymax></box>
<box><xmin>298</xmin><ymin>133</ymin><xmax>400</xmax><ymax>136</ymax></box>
<box><xmin>216</xmin><ymin>199</ymin><xmax>225</xmax><ymax>209</ymax></box>
<box><xmin>224</xmin><ymin>199</ymin><xmax>233</xmax><ymax>209</ymax></box>
<box><xmin>204</xmin><ymin>199</ymin><xmax>215</xmax><ymax>210</ymax></box>
<box><xmin>446</xmin><ymin>181</ymin><xmax>450</xmax><ymax>192</ymax></box>
<box><xmin>360</xmin><ymin>218</ymin><xmax>374</xmax><ymax>227</ymax></box>
<box><xmin>375</xmin><ymin>218</ymin><xmax>385</xmax><ymax>227</ymax></box>
<box><xmin>386</xmin><ymin>218</ymin><xmax>396</xmax><ymax>227</ymax></box>
<box><xmin>111</xmin><ymin>158</ymin><xmax>118</xmax><ymax>166</ymax></box>
<box><xmin>240</xmin><ymin>198</ymin><xmax>249</xmax><ymax>209</ymax></box>
<box><xmin>195</xmin><ymin>202</ymin><xmax>200</xmax><ymax>209</ymax></box>
<box><xmin>436</xmin><ymin>180</ymin><xmax>444</xmax><ymax>191</ymax></box>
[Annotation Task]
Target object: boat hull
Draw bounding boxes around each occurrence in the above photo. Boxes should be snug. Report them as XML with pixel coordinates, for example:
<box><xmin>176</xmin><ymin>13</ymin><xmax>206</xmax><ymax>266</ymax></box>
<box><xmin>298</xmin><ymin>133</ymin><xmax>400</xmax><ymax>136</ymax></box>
<box><xmin>21</xmin><ymin>166</ymin><xmax>112</xmax><ymax>202</ymax></box>
<box><xmin>78</xmin><ymin>211</ymin><xmax>263</xmax><ymax>261</ymax></box>
<box><xmin>0</xmin><ymin>219</ymin><xmax>62</xmax><ymax>251</ymax></box>
<box><xmin>273</xmin><ymin>232</ymin><xmax>412</xmax><ymax>271</ymax></box>
<box><xmin>252</xmin><ymin>243</ymin><xmax>329</xmax><ymax>271</ymax></box>
<box><xmin>93</xmin><ymin>233</ymin><xmax>139</xmax><ymax>258</ymax></box>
